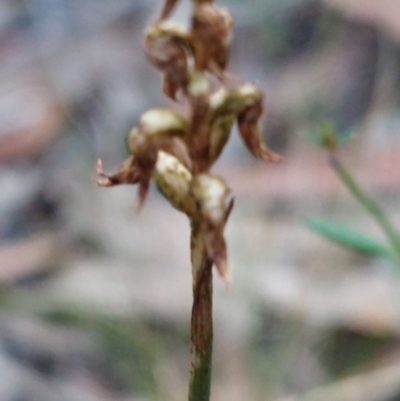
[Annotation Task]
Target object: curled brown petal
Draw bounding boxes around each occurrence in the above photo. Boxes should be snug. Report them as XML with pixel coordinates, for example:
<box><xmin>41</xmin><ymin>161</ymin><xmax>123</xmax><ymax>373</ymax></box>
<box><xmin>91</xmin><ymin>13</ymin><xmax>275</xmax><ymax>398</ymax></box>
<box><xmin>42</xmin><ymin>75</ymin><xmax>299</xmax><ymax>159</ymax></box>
<box><xmin>94</xmin><ymin>157</ymin><xmax>152</xmax><ymax>210</ymax></box>
<box><xmin>209</xmin><ymin>85</ymin><xmax>282</xmax><ymax>162</ymax></box>
<box><xmin>94</xmin><ymin>157</ymin><xmax>140</xmax><ymax>187</ymax></box>
<box><xmin>191</xmin><ymin>4</ymin><xmax>233</xmax><ymax>77</ymax></box>
<box><xmin>237</xmin><ymin>100</ymin><xmax>283</xmax><ymax>162</ymax></box>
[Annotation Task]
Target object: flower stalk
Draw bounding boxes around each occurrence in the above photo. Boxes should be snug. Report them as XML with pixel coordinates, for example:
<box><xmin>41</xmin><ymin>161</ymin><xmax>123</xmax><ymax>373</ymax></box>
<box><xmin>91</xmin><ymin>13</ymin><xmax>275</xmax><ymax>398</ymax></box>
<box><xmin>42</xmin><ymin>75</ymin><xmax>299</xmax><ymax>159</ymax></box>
<box><xmin>189</xmin><ymin>243</ymin><xmax>213</xmax><ymax>401</ymax></box>
<box><xmin>95</xmin><ymin>0</ymin><xmax>281</xmax><ymax>399</ymax></box>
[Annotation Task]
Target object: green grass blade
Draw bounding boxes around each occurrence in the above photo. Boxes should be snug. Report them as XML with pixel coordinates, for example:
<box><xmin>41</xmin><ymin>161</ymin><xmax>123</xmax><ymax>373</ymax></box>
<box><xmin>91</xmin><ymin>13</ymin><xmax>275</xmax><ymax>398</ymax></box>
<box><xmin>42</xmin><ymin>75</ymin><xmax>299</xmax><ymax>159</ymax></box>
<box><xmin>330</xmin><ymin>157</ymin><xmax>400</xmax><ymax>256</ymax></box>
<box><xmin>305</xmin><ymin>216</ymin><xmax>393</xmax><ymax>257</ymax></box>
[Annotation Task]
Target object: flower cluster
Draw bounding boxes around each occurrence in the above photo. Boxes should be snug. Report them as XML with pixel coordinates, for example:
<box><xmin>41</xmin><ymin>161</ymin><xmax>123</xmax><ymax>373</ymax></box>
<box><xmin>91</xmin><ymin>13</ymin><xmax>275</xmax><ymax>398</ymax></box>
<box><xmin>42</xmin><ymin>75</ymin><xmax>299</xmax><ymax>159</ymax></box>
<box><xmin>95</xmin><ymin>0</ymin><xmax>281</xmax><ymax>283</ymax></box>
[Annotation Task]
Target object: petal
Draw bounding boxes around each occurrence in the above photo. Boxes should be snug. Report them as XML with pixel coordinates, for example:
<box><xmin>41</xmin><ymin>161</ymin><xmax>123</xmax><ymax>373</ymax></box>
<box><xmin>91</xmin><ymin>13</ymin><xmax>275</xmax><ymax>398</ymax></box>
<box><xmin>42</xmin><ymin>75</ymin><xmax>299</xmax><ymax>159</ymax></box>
<box><xmin>139</xmin><ymin>108</ymin><xmax>188</xmax><ymax>137</ymax></box>
<box><xmin>136</xmin><ymin>178</ymin><xmax>150</xmax><ymax>211</ymax></box>
<box><xmin>163</xmin><ymin>74</ymin><xmax>181</xmax><ymax>101</ymax></box>
<box><xmin>209</xmin><ymin>84</ymin><xmax>282</xmax><ymax>162</ymax></box>
<box><xmin>94</xmin><ymin>157</ymin><xmax>140</xmax><ymax>187</ymax></box>
<box><xmin>126</xmin><ymin>110</ymin><xmax>191</xmax><ymax>171</ymax></box>
<box><xmin>237</xmin><ymin>101</ymin><xmax>283</xmax><ymax>162</ymax></box>
<box><xmin>94</xmin><ymin>157</ymin><xmax>152</xmax><ymax>210</ymax></box>
<box><xmin>204</xmin><ymin>229</ymin><xmax>230</xmax><ymax>285</ymax></box>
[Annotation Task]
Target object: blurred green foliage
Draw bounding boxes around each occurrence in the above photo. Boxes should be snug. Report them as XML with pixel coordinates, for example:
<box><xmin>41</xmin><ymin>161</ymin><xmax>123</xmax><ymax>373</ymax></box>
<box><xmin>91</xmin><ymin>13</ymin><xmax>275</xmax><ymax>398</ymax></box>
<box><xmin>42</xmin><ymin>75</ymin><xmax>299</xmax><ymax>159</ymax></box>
<box><xmin>304</xmin><ymin>123</ymin><xmax>400</xmax><ymax>264</ymax></box>
<box><xmin>304</xmin><ymin>217</ymin><xmax>393</xmax><ymax>258</ymax></box>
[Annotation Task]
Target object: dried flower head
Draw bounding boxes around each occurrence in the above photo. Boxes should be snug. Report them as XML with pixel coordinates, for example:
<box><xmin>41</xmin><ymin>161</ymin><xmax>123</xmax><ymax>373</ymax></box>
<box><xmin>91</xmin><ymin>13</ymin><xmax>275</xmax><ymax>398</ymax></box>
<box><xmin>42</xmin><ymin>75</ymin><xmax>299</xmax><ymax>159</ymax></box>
<box><xmin>96</xmin><ymin>1</ymin><xmax>283</xmax><ymax>398</ymax></box>
<box><xmin>95</xmin><ymin>0</ymin><xmax>281</xmax><ymax>284</ymax></box>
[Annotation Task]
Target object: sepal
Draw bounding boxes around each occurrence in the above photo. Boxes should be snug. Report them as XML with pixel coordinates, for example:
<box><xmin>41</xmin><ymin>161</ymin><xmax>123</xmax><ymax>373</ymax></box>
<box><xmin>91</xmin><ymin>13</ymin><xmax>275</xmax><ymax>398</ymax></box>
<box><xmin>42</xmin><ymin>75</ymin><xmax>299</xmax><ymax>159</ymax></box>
<box><xmin>191</xmin><ymin>174</ymin><xmax>233</xmax><ymax>284</ymax></box>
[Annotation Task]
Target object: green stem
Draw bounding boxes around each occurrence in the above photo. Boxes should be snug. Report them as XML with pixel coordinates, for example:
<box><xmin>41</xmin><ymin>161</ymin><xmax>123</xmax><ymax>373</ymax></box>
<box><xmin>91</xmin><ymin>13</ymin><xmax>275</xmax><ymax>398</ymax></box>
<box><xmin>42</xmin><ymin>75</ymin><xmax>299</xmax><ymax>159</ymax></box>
<box><xmin>330</xmin><ymin>155</ymin><xmax>400</xmax><ymax>256</ymax></box>
<box><xmin>189</xmin><ymin>227</ymin><xmax>213</xmax><ymax>401</ymax></box>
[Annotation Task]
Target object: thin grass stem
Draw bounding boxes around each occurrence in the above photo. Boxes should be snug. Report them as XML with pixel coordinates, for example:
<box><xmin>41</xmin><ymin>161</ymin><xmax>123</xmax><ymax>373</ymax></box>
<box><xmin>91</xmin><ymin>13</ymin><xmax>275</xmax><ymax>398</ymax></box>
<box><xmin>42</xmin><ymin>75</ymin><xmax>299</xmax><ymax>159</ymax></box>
<box><xmin>330</xmin><ymin>155</ymin><xmax>400</xmax><ymax>257</ymax></box>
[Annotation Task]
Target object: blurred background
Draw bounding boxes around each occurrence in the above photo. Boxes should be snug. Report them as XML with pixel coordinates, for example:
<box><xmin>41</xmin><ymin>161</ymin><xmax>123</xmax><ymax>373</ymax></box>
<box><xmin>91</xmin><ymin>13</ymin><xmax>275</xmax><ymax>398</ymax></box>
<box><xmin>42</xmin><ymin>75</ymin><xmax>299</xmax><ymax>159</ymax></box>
<box><xmin>1</xmin><ymin>0</ymin><xmax>400</xmax><ymax>400</ymax></box>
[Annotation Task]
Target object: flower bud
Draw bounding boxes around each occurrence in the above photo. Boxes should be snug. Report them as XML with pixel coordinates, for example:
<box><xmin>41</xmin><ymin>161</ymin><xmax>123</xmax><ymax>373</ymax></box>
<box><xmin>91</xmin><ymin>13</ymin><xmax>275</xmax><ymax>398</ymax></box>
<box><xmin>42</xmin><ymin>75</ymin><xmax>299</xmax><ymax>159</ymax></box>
<box><xmin>153</xmin><ymin>150</ymin><xmax>196</xmax><ymax>215</ymax></box>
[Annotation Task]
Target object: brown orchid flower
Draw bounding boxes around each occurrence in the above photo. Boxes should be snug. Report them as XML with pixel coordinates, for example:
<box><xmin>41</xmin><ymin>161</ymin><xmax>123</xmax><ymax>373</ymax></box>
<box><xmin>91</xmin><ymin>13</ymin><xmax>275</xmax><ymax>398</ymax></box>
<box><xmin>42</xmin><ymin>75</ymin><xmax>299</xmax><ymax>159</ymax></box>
<box><xmin>96</xmin><ymin>108</ymin><xmax>190</xmax><ymax>209</ymax></box>
<box><xmin>191</xmin><ymin>2</ymin><xmax>233</xmax><ymax>78</ymax></box>
<box><xmin>95</xmin><ymin>0</ymin><xmax>281</xmax><ymax>399</ymax></box>
<box><xmin>147</xmin><ymin>1</ymin><xmax>233</xmax><ymax>102</ymax></box>
<box><xmin>209</xmin><ymin>84</ymin><xmax>283</xmax><ymax>162</ymax></box>
<box><xmin>96</xmin><ymin>81</ymin><xmax>280</xmax><ymax>270</ymax></box>
<box><xmin>145</xmin><ymin>22</ymin><xmax>192</xmax><ymax>100</ymax></box>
